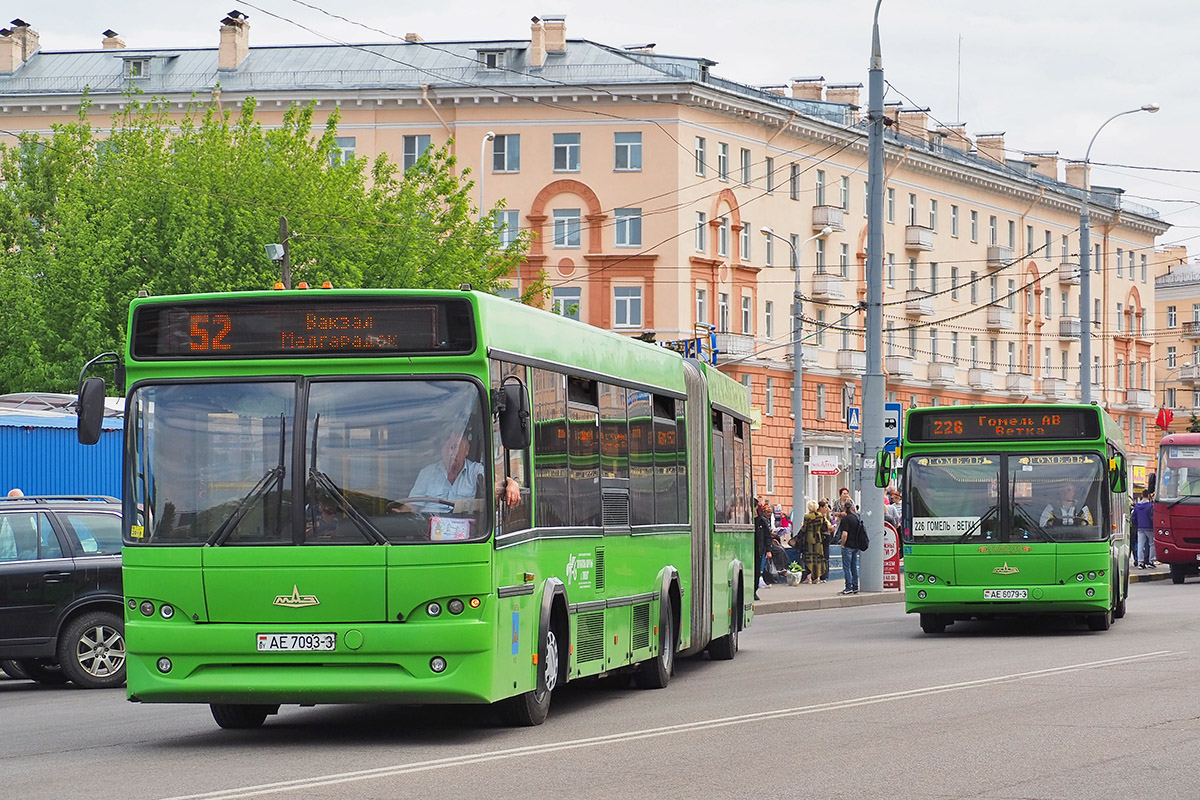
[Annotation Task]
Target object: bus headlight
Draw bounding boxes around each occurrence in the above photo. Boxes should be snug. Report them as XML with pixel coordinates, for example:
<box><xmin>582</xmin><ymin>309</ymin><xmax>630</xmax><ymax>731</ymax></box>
<box><xmin>160</xmin><ymin>604</ymin><xmax>175</xmax><ymax>619</ymax></box>
<box><xmin>427</xmin><ymin>602</ymin><xmax>442</xmax><ymax>617</ymax></box>
<box><xmin>430</xmin><ymin>657</ymin><xmax>447</xmax><ymax>673</ymax></box>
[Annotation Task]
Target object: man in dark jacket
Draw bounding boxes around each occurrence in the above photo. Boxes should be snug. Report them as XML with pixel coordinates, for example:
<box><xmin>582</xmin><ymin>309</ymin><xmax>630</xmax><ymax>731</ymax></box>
<box><xmin>836</xmin><ymin>500</ymin><xmax>867</xmax><ymax>594</ymax></box>
<box><xmin>754</xmin><ymin>503</ymin><xmax>773</xmax><ymax>600</ymax></box>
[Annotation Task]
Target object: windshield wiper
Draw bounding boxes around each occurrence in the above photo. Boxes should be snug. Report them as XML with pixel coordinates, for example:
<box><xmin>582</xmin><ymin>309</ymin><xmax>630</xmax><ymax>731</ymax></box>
<box><xmin>1012</xmin><ymin>502</ymin><xmax>1058</xmax><ymax>543</ymax></box>
<box><xmin>957</xmin><ymin>505</ymin><xmax>999</xmax><ymax>543</ymax></box>
<box><xmin>208</xmin><ymin>414</ymin><xmax>286</xmax><ymax>546</ymax></box>
<box><xmin>307</xmin><ymin>413</ymin><xmax>388</xmax><ymax>545</ymax></box>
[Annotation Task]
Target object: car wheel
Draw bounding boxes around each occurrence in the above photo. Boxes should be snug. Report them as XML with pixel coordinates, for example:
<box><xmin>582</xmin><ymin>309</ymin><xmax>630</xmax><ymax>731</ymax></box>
<box><xmin>16</xmin><ymin>659</ymin><xmax>68</xmax><ymax>685</ymax></box>
<box><xmin>57</xmin><ymin>610</ymin><xmax>126</xmax><ymax>689</ymax></box>
<box><xmin>1</xmin><ymin>659</ymin><xmax>29</xmax><ymax>680</ymax></box>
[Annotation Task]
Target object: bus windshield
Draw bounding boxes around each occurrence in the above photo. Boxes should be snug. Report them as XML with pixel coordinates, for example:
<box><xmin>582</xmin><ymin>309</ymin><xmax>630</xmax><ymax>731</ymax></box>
<box><xmin>127</xmin><ymin>379</ymin><xmax>491</xmax><ymax>545</ymax></box>
<box><xmin>906</xmin><ymin>453</ymin><xmax>1106</xmax><ymax>544</ymax></box>
<box><xmin>1158</xmin><ymin>445</ymin><xmax>1200</xmax><ymax>502</ymax></box>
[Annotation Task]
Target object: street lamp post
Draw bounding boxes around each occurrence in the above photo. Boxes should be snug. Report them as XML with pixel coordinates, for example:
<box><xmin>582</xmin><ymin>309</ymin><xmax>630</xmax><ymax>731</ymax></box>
<box><xmin>762</xmin><ymin>225</ymin><xmax>832</xmax><ymax>521</ymax></box>
<box><xmin>1078</xmin><ymin>104</ymin><xmax>1159</xmax><ymax>403</ymax></box>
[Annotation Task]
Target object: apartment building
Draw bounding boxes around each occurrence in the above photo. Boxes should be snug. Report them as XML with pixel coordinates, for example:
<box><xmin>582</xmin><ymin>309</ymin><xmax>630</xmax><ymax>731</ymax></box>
<box><xmin>0</xmin><ymin>13</ymin><xmax>1171</xmax><ymax>502</ymax></box>
<box><xmin>1154</xmin><ymin>247</ymin><xmax>1200</xmax><ymax>439</ymax></box>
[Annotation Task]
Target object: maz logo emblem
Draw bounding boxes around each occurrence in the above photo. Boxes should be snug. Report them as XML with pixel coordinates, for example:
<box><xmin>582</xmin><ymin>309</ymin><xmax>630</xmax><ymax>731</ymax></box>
<box><xmin>273</xmin><ymin>585</ymin><xmax>320</xmax><ymax>608</ymax></box>
<box><xmin>992</xmin><ymin>563</ymin><xmax>1020</xmax><ymax>575</ymax></box>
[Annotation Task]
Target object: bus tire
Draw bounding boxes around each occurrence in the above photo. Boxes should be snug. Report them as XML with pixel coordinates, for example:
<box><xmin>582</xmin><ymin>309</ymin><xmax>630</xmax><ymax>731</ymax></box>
<box><xmin>1113</xmin><ymin>572</ymin><xmax>1127</xmax><ymax>620</ymax></box>
<box><xmin>499</xmin><ymin>622</ymin><xmax>562</xmax><ymax>727</ymax></box>
<box><xmin>919</xmin><ymin>614</ymin><xmax>946</xmax><ymax>634</ymax></box>
<box><xmin>638</xmin><ymin>600</ymin><xmax>675</xmax><ymax>689</ymax></box>
<box><xmin>57</xmin><ymin>610</ymin><xmax>126</xmax><ymax>689</ymax></box>
<box><xmin>1171</xmin><ymin>564</ymin><xmax>1186</xmax><ymax>585</ymax></box>
<box><xmin>1086</xmin><ymin>609</ymin><xmax>1112</xmax><ymax>632</ymax></box>
<box><xmin>210</xmin><ymin>703</ymin><xmax>278</xmax><ymax>729</ymax></box>
<box><xmin>707</xmin><ymin>590</ymin><xmax>740</xmax><ymax>661</ymax></box>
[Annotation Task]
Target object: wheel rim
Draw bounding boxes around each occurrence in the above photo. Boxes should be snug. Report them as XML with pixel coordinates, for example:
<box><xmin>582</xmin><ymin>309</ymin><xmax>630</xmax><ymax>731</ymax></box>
<box><xmin>542</xmin><ymin>628</ymin><xmax>560</xmax><ymax>694</ymax></box>
<box><xmin>76</xmin><ymin>623</ymin><xmax>126</xmax><ymax>678</ymax></box>
<box><xmin>661</xmin><ymin>613</ymin><xmax>674</xmax><ymax>672</ymax></box>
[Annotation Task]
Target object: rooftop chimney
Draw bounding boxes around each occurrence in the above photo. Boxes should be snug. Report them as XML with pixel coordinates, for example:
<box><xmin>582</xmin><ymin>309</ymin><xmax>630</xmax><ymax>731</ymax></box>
<box><xmin>974</xmin><ymin>132</ymin><xmax>1006</xmax><ymax>165</ymax></box>
<box><xmin>404</xmin><ymin>32</ymin><xmax>423</xmax><ymax>43</ymax></box>
<box><xmin>622</xmin><ymin>43</ymin><xmax>656</xmax><ymax>54</ymax></box>
<box><xmin>0</xmin><ymin>29</ymin><xmax>18</xmax><ymax>73</ymax></box>
<box><xmin>542</xmin><ymin>14</ymin><xmax>566</xmax><ymax>53</ymax></box>
<box><xmin>1024</xmin><ymin>151</ymin><xmax>1059</xmax><ymax>181</ymax></box>
<box><xmin>883</xmin><ymin>101</ymin><xmax>902</xmax><ymax>127</ymax></box>
<box><xmin>529</xmin><ymin>16</ymin><xmax>546</xmax><ymax>68</ymax></box>
<box><xmin>790</xmin><ymin>76</ymin><xmax>824</xmax><ymax>101</ymax></box>
<box><xmin>218</xmin><ymin>10</ymin><xmax>250</xmax><ymax>71</ymax></box>
<box><xmin>825</xmin><ymin>83</ymin><xmax>861</xmax><ymax>107</ymax></box>
<box><xmin>761</xmin><ymin>85</ymin><xmax>787</xmax><ymax>97</ymax></box>
<box><xmin>102</xmin><ymin>29</ymin><xmax>125</xmax><ymax>49</ymax></box>
<box><xmin>896</xmin><ymin>107</ymin><xmax>930</xmax><ymax>141</ymax></box>
<box><xmin>1158</xmin><ymin>244</ymin><xmax>1188</xmax><ymax>267</ymax></box>
<box><xmin>1064</xmin><ymin>160</ymin><xmax>1090</xmax><ymax>189</ymax></box>
<box><xmin>8</xmin><ymin>19</ymin><xmax>38</xmax><ymax>63</ymax></box>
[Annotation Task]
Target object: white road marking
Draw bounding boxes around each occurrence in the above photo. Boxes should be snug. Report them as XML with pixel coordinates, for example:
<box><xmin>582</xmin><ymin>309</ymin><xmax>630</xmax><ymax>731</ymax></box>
<box><xmin>162</xmin><ymin>650</ymin><xmax>1173</xmax><ymax>799</ymax></box>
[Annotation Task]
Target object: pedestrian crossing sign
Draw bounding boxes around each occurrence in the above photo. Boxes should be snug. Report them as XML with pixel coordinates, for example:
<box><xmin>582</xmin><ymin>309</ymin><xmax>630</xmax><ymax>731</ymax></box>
<box><xmin>846</xmin><ymin>406</ymin><xmax>861</xmax><ymax>431</ymax></box>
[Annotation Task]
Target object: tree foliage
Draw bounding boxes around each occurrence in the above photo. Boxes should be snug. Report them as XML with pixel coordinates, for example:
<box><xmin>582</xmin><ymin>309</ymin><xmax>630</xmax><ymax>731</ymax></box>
<box><xmin>0</xmin><ymin>95</ymin><xmax>530</xmax><ymax>393</ymax></box>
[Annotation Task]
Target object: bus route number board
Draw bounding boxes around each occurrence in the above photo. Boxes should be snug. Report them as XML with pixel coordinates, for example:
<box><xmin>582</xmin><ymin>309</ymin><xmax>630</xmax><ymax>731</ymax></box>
<box><xmin>257</xmin><ymin>633</ymin><xmax>336</xmax><ymax>652</ymax></box>
<box><xmin>983</xmin><ymin>589</ymin><xmax>1028</xmax><ymax>600</ymax></box>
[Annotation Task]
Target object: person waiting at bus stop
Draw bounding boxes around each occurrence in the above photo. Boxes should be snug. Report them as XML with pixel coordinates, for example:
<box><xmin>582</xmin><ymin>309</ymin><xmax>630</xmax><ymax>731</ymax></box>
<box><xmin>837</xmin><ymin>500</ymin><xmax>867</xmax><ymax>595</ymax></box>
<box><xmin>1038</xmin><ymin>483</ymin><xmax>1094</xmax><ymax>528</ymax></box>
<box><xmin>391</xmin><ymin>428</ymin><xmax>520</xmax><ymax>514</ymax></box>
<box><xmin>1132</xmin><ymin>489</ymin><xmax>1156</xmax><ymax>568</ymax></box>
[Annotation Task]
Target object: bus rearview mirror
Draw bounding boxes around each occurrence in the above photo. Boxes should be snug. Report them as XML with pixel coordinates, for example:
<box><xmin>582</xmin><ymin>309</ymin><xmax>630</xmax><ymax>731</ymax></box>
<box><xmin>498</xmin><ymin>381</ymin><xmax>531</xmax><ymax>451</ymax></box>
<box><xmin>77</xmin><ymin>377</ymin><xmax>107</xmax><ymax>445</ymax></box>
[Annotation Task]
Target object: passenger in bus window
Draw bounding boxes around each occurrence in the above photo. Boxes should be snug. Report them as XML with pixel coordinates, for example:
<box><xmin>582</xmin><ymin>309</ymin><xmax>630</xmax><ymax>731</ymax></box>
<box><xmin>1039</xmin><ymin>483</ymin><xmax>1093</xmax><ymax>528</ymax></box>
<box><xmin>391</xmin><ymin>428</ymin><xmax>520</xmax><ymax>514</ymax></box>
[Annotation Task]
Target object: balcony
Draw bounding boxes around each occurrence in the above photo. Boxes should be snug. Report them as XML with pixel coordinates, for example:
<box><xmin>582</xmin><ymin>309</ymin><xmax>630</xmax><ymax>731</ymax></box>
<box><xmin>927</xmin><ymin>361</ymin><xmax>956</xmax><ymax>384</ymax></box>
<box><xmin>986</xmin><ymin>305</ymin><xmax>1014</xmax><ymax>331</ymax></box>
<box><xmin>812</xmin><ymin>205</ymin><xmax>846</xmax><ymax>232</ymax></box>
<box><xmin>904</xmin><ymin>225</ymin><xmax>934</xmax><ymax>251</ymax></box>
<box><xmin>1006</xmin><ymin>373</ymin><xmax>1034</xmax><ymax>395</ymax></box>
<box><xmin>1041</xmin><ymin>377</ymin><xmax>1069</xmax><ymax>398</ymax></box>
<box><xmin>1181</xmin><ymin>363</ymin><xmax>1200</xmax><ymax>384</ymax></box>
<box><xmin>1059</xmin><ymin>316</ymin><xmax>1081</xmax><ymax>338</ymax></box>
<box><xmin>837</xmin><ymin>349</ymin><xmax>865</xmax><ymax>374</ymax></box>
<box><xmin>811</xmin><ymin>272</ymin><xmax>846</xmax><ymax>301</ymax></box>
<box><xmin>904</xmin><ymin>289</ymin><xmax>935</xmax><ymax>316</ymax></box>
<box><xmin>968</xmin><ymin>368</ymin><xmax>995</xmax><ymax>390</ymax></box>
<box><xmin>987</xmin><ymin>245</ymin><xmax>1014</xmax><ymax>270</ymax></box>
<box><xmin>1183</xmin><ymin>321</ymin><xmax>1200</xmax><ymax>340</ymax></box>
<box><xmin>1058</xmin><ymin>262</ymin><xmax>1081</xmax><ymax>285</ymax></box>
<box><xmin>884</xmin><ymin>355</ymin><xmax>915</xmax><ymax>378</ymax></box>
<box><xmin>713</xmin><ymin>332</ymin><xmax>755</xmax><ymax>359</ymax></box>
<box><xmin>1125</xmin><ymin>389</ymin><xmax>1154</xmax><ymax>409</ymax></box>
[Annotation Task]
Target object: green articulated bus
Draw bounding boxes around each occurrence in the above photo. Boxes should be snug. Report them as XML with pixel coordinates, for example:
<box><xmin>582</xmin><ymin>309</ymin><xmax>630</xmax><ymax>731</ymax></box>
<box><xmin>76</xmin><ymin>288</ymin><xmax>755</xmax><ymax>729</ymax></box>
<box><xmin>879</xmin><ymin>404</ymin><xmax>1130</xmax><ymax>634</ymax></box>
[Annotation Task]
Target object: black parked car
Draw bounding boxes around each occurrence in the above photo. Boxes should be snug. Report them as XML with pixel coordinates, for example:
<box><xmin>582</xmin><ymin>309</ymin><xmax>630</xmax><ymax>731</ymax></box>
<box><xmin>0</xmin><ymin>495</ymin><xmax>124</xmax><ymax>688</ymax></box>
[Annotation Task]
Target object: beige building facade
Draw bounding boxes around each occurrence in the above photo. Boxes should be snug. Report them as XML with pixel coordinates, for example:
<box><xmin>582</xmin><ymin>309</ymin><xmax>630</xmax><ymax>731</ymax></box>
<box><xmin>0</xmin><ymin>13</ymin><xmax>1173</xmax><ymax>503</ymax></box>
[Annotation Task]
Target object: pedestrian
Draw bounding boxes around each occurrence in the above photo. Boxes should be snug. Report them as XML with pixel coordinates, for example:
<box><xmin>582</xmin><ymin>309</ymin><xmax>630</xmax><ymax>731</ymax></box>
<box><xmin>836</xmin><ymin>500</ymin><xmax>868</xmax><ymax>594</ymax></box>
<box><xmin>754</xmin><ymin>502</ymin><xmax>772</xmax><ymax>600</ymax></box>
<box><xmin>1132</xmin><ymin>489</ymin><xmax>1156</xmax><ymax>568</ymax></box>
<box><xmin>801</xmin><ymin>500</ymin><xmax>828</xmax><ymax>584</ymax></box>
<box><xmin>6</xmin><ymin>488</ymin><xmax>23</xmax><ymax>498</ymax></box>
<box><xmin>832</xmin><ymin>486</ymin><xmax>853</xmax><ymax>525</ymax></box>
<box><xmin>817</xmin><ymin>498</ymin><xmax>834</xmax><ymax>582</ymax></box>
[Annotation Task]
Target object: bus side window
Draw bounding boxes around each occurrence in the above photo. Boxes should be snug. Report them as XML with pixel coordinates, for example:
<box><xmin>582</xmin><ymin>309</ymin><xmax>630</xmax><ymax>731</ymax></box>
<box><xmin>491</xmin><ymin>360</ymin><xmax>531</xmax><ymax>534</ymax></box>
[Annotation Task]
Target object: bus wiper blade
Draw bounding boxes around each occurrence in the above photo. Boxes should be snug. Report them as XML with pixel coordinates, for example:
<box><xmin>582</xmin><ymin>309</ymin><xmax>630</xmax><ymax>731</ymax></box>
<box><xmin>957</xmin><ymin>505</ymin><xmax>998</xmax><ymax>543</ymax></box>
<box><xmin>1013</xmin><ymin>503</ymin><xmax>1057</xmax><ymax>543</ymax></box>
<box><xmin>207</xmin><ymin>466</ymin><xmax>285</xmax><ymax>546</ymax></box>
<box><xmin>309</xmin><ymin>467</ymin><xmax>388</xmax><ymax>545</ymax></box>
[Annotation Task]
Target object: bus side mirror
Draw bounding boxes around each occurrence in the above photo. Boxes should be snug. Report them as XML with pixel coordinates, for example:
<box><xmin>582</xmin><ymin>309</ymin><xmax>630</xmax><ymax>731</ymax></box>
<box><xmin>1110</xmin><ymin>454</ymin><xmax>1128</xmax><ymax>494</ymax></box>
<box><xmin>77</xmin><ymin>377</ymin><xmax>107</xmax><ymax>445</ymax></box>
<box><xmin>496</xmin><ymin>380</ymin><xmax>531</xmax><ymax>451</ymax></box>
<box><xmin>875</xmin><ymin>450</ymin><xmax>892</xmax><ymax>489</ymax></box>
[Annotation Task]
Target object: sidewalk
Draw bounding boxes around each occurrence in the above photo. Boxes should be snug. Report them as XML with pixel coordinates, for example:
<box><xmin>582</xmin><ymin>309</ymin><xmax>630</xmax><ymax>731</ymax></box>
<box><xmin>752</xmin><ymin>562</ymin><xmax>1172</xmax><ymax>616</ymax></box>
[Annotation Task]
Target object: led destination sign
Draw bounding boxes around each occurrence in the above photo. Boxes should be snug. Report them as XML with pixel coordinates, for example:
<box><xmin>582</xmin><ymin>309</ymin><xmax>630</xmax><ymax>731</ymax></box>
<box><xmin>131</xmin><ymin>299</ymin><xmax>476</xmax><ymax>358</ymax></box>
<box><xmin>909</xmin><ymin>408</ymin><xmax>1100</xmax><ymax>443</ymax></box>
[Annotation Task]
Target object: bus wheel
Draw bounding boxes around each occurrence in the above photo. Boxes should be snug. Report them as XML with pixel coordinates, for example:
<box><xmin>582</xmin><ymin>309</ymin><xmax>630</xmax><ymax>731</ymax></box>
<box><xmin>210</xmin><ymin>703</ymin><xmax>278</xmax><ymax>729</ymax></box>
<box><xmin>638</xmin><ymin>602</ymin><xmax>675</xmax><ymax>689</ymax></box>
<box><xmin>1086</xmin><ymin>609</ymin><xmax>1112</xmax><ymax>632</ymax></box>
<box><xmin>919</xmin><ymin>614</ymin><xmax>946</xmax><ymax>634</ymax></box>
<box><xmin>1113</xmin><ymin>574</ymin><xmax>1127</xmax><ymax>620</ymax></box>
<box><xmin>707</xmin><ymin>593</ymin><xmax>740</xmax><ymax>661</ymax></box>
<box><xmin>499</xmin><ymin>624</ymin><xmax>562</xmax><ymax>727</ymax></box>
<box><xmin>1171</xmin><ymin>564</ymin><xmax>1186</xmax><ymax>585</ymax></box>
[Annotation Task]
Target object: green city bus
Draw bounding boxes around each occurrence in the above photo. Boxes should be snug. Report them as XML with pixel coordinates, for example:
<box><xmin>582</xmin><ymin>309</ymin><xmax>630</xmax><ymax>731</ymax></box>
<box><xmin>76</xmin><ymin>288</ymin><xmax>754</xmax><ymax>728</ymax></box>
<box><xmin>878</xmin><ymin>404</ymin><xmax>1130</xmax><ymax>634</ymax></box>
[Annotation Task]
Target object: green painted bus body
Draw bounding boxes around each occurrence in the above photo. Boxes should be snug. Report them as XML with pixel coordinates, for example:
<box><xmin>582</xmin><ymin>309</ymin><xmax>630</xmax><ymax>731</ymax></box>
<box><xmin>900</xmin><ymin>403</ymin><xmax>1130</xmax><ymax>627</ymax></box>
<box><xmin>117</xmin><ymin>289</ymin><xmax>754</xmax><ymax>709</ymax></box>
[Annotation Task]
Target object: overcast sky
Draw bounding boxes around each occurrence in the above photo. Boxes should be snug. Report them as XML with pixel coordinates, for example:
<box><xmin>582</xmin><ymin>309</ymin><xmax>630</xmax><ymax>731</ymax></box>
<box><xmin>31</xmin><ymin>0</ymin><xmax>1200</xmax><ymax>257</ymax></box>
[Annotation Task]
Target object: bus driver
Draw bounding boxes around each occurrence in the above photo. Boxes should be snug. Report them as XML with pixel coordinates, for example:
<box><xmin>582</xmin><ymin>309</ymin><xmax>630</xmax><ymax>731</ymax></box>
<box><xmin>391</xmin><ymin>428</ymin><xmax>520</xmax><ymax>514</ymax></box>
<box><xmin>1039</xmin><ymin>482</ymin><xmax>1094</xmax><ymax>527</ymax></box>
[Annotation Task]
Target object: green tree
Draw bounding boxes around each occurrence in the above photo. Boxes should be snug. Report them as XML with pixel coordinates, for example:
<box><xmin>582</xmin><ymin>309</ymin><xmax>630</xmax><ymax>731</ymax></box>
<box><xmin>0</xmin><ymin>94</ymin><xmax>530</xmax><ymax>393</ymax></box>
<box><xmin>1188</xmin><ymin>414</ymin><xmax>1200</xmax><ymax>433</ymax></box>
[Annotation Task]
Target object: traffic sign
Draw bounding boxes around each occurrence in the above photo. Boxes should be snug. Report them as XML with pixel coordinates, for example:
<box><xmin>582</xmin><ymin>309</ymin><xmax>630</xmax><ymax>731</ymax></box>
<box><xmin>883</xmin><ymin>401</ymin><xmax>902</xmax><ymax>452</ymax></box>
<box><xmin>846</xmin><ymin>406</ymin><xmax>861</xmax><ymax>432</ymax></box>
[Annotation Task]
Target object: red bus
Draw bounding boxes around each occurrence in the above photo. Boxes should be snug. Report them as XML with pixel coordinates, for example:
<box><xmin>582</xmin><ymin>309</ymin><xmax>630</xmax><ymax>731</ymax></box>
<box><xmin>1154</xmin><ymin>433</ymin><xmax>1200</xmax><ymax>583</ymax></box>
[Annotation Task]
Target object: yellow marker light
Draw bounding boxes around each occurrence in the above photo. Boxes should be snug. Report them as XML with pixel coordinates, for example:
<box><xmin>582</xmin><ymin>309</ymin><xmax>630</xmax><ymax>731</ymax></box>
<box><xmin>469</xmin><ymin>597</ymin><xmax>481</xmax><ymax>608</ymax></box>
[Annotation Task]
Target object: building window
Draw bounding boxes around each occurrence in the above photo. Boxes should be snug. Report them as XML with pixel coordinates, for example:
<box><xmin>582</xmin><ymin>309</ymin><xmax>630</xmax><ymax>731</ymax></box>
<box><xmin>494</xmin><ymin>209</ymin><xmax>520</xmax><ymax>248</ymax></box>
<box><xmin>886</xmin><ymin>322</ymin><xmax>895</xmax><ymax>357</ymax></box>
<box><xmin>1044</xmin><ymin>290</ymin><xmax>1051</xmax><ymax>318</ymax></box>
<box><xmin>740</xmin><ymin>148</ymin><xmax>751</xmax><ymax>186</ymax></box>
<box><xmin>840</xmin><ymin>175</ymin><xmax>850</xmax><ymax>211</ymax></box>
<box><xmin>1116</xmin><ymin>302</ymin><xmax>1124</xmax><ymax>332</ymax></box>
<box><xmin>840</xmin><ymin>243</ymin><xmax>850</xmax><ymax>277</ymax></box>
<box><xmin>790</xmin><ymin>164</ymin><xmax>800</xmax><ymax>200</ymax></box>
<box><xmin>930</xmin><ymin>262</ymin><xmax>938</xmax><ymax>293</ymax></box>
<box><xmin>817</xmin><ymin>384</ymin><xmax>827</xmax><ymax>418</ymax></box>
<box><xmin>951</xmin><ymin>205</ymin><xmax>959</xmax><ymax>237</ymax></box>
<box><xmin>718</xmin><ymin>142</ymin><xmax>729</xmax><ymax>181</ymax></box>
<box><xmin>1168</xmin><ymin>306</ymin><xmax>1178</xmax><ymax>328</ymax></box>
<box><xmin>765</xmin><ymin>378</ymin><xmax>775</xmax><ymax>415</ymax></box>
<box><xmin>970</xmin><ymin>335</ymin><xmax>979</xmax><ymax>368</ymax></box>
<box><xmin>1007</xmin><ymin>341</ymin><xmax>1016</xmax><ymax>371</ymax></box>
<box><xmin>1062</xmin><ymin>291</ymin><xmax>1069</xmax><ymax>316</ymax></box>
<box><xmin>1168</xmin><ymin>346</ymin><xmax>1177</xmax><ymax>369</ymax></box>
<box><xmin>887</xmin><ymin>253</ymin><xmax>895</xmax><ymax>287</ymax></box>
<box><xmin>951</xmin><ymin>266</ymin><xmax>959</xmax><ymax>300</ymax></box>
<box><xmin>970</xmin><ymin>210</ymin><xmax>979</xmax><ymax>243</ymax></box>
<box><xmin>402</xmin><ymin>134</ymin><xmax>431</xmax><ymax>171</ymax></box>
<box><xmin>696</xmin><ymin>289</ymin><xmax>707</xmax><ymax>326</ymax></box>
<box><xmin>614</xmin><ymin>132</ymin><xmax>642</xmax><ymax>171</ymax></box>
<box><xmin>765</xmin><ymin>300</ymin><xmax>774</xmax><ymax>338</ymax></box>
<box><xmin>970</xmin><ymin>272</ymin><xmax>978</xmax><ymax>304</ymax></box>
<box><xmin>930</xmin><ymin>328</ymin><xmax>939</xmax><ymax>361</ymax></box>
<box><xmin>695</xmin><ymin>137</ymin><xmax>706</xmax><ymax>176</ymax></box>
<box><xmin>741</xmin><ymin>296</ymin><xmax>752</xmax><ymax>334</ymax></box>
<box><xmin>765</xmin><ymin>457</ymin><xmax>776</xmax><ymax>494</ymax></box>
<box><xmin>614</xmin><ymin>208</ymin><xmax>642</xmax><ymax>247</ymax></box>
<box><xmin>1007</xmin><ymin>220</ymin><xmax>1015</xmax><ymax>249</ymax></box>
<box><xmin>887</xmin><ymin>188</ymin><xmax>895</xmax><ymax>223</ymax></box>
<box><xmin>551</xmin><ymin>287</ymin><xmax>581</xmax><ymax>320</ymax></box>
<box><xmin>816</xmin><ymin>309</ymin><xmax>826</xmax><ymax>346</ymax></box>
<box><xmin>695</xmin><ymin>212</ymin><xmax>707</xmax><ymax>252</ymax></box>
<box><xmin>790</xmin><ymin>234</ymin><xmax>801</xmax><ymax>269</ymax></box>
<box><xmin>493</xmin><ymin>134</ymin><xmax>520</xmax><ymax>172</ymax></box>
<box><xmin>909</xmin><ymin>258</ymin><xmax>918</xmax><ymax>291</ymax></box>
<box><xmin>765</xmin><ymin>236</ymin><xmax>774</xmax><ymax>267</ymax></box>
<box><xmin>1141</xmin><ymin>254</ymin><xmax>1148</xmax><ymax>282</ymax></box>
<box><xmin>951</xmin><ymin>331</ymin><xmax>959</xmax><ymax>363</ymax></box>
<box><xmin>478</xmin><ymin>50</ymin><xmax>506</xmax><ymax>69</ymax></box>
<box><xmin>908</xmin><ymin>193</ymin><xmax>917</xmax><ymax>225</ymax></box>
<box><xmin>765</xmin><ymin>156</ymin><xmax>775</xmax><ymax>193</ymax></box>
<box><xmin>1044</xmin><ymin>346</ymin><xmax>1052</xmax><ymax>377</ymax></box>
<box><xmin>717</xmin><ymin>216</ymin><xmax>730</xmax><ymax>257</ymax></box>
<box><xmin>718</xmin><ymin>293</ymin><xmax>730</xmax><ymax>333</ymax></box>
<box><xmin>815</xmin><ymin>239</ymin><xmax>826</xmax><ymax>274</ymax></box>
<box><xmin>553</xmin><ymin>208</ymin><xmax>581</xmax><ymax>248</ymax></box>
<box><xmin>1062</xmin><ymin>234</ymin><xmax>1070</xmax><ymax>261</ymax></box>
<box><xmin>613</xmin><ymin>287</ymin><xmax>642</xmax><ymax>328</ymax></box>
<box><xmin>123</xmin><ymin>58</ymin><xmax>150</xmax><ymax>79</ymax></box>
<box><xmin>553</xmin><ymin>133</ymin><xmax>581</xmax><ymax>171</ymax></box>
<box><xmin>330</xmin><ymin>136</ymin><xmax>356</xmax><ymax>166</ymax></box>
<box><xmin>1007</xmin><ymin>279</ymin><xmax>1015</xmax><ymax>310</ymax></box>
<box><xmin>1116</xmin><ymin>248</ymin><xmax>1123</xmax><ymax>278</ymax></box>
<box><xmin>815</xmin><ymin>170</ymin><xmax>826</xmax><ymax>206</ymax></box>
<box><xmin>741</xmin><ymin>222</ymin><xmax>752</xmax><ymax>261</ymax></box>
<box><xmin>929</xmin><ymin>199</ymin><xmax>938</xmax><ymax>231</ymax></box>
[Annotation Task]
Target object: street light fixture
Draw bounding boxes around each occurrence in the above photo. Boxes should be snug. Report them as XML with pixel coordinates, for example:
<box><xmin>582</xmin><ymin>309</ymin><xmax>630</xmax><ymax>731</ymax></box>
<box><xmin>761</xmin><ymin>224</ymin><xmax>833</xmax><ymax>519</ymax></box>
<box><xmin>1078</xmin><ymin>103</ymin><xmax>1159</xmax><ymax>403</ymax></box>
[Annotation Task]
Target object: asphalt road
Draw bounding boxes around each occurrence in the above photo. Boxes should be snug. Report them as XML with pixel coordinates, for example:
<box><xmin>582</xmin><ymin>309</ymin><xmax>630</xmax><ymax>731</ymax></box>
<box><xmin>5</xmin><ymin>579</ymin><xmax>1199</xmax><ymax>800</ymax></box>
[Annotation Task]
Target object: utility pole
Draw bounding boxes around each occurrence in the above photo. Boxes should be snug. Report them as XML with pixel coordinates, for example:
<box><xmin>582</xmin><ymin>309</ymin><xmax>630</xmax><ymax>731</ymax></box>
<box><xmin>279</xmin><ymin>216</ymin><xmax>292</xmax><ymax>290</ymax></box>
<box><xmin>859</xmin><ymin>0</ymin><xmax>887</xmax><ymax>592</ymax></box>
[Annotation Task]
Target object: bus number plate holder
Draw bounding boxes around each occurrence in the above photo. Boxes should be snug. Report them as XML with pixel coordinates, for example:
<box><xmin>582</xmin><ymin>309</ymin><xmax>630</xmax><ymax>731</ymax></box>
<box><xmin>257</xmin><ymin>633</ymin><xmax>337</xmax><ymax>651</ymax></box>
<box><xmin>982</xmin><ymin>589</ymin><xmax>1027</xmax><ymax>600</ymax></box>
